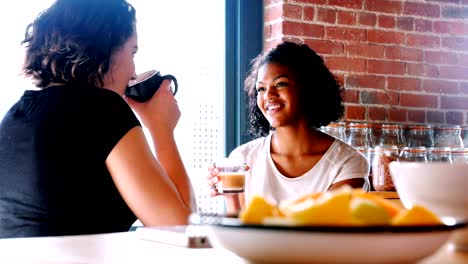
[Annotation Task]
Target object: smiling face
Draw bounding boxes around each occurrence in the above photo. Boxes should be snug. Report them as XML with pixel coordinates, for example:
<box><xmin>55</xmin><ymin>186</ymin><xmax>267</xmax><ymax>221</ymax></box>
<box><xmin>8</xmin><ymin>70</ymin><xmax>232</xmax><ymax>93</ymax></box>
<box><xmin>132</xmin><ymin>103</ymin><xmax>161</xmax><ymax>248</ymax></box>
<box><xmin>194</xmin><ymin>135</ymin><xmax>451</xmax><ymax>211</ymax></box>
<box><xmin>102</xmin><ymin>30</ymin><xmax>139</xmax><ymax>95</ymax></box>
<box><xmin>255</xmin><ymin>63</ymin><xmax>304</xmax><ymax>128</ymax></box>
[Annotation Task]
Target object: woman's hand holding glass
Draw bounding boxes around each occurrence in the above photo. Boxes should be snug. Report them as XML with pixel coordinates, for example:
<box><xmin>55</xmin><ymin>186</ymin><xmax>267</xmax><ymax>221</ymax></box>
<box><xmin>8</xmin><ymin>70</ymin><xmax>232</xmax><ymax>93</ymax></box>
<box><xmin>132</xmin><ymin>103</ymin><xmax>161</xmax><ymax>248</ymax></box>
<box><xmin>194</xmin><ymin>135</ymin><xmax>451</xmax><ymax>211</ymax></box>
<box><xmin>207</xmin><ymin>160</ymin><xmax>249</xmax><ymax>196</ymax></box>
<box><xmin>207</xmin><ymin>164</ymin><xmax>221</xmax><ymax>197</ymax></box>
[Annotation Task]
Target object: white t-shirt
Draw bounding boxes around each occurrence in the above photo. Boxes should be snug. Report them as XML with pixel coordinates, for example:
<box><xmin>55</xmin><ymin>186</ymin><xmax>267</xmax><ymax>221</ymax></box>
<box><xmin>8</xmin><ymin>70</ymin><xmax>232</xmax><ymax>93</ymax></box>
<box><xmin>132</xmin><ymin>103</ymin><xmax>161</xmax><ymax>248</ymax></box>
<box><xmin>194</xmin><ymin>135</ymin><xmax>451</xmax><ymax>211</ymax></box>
<box><xmin>230</xmin><ymin>133</ymin><xmax>370</xmax><ymax>205</ymax></box>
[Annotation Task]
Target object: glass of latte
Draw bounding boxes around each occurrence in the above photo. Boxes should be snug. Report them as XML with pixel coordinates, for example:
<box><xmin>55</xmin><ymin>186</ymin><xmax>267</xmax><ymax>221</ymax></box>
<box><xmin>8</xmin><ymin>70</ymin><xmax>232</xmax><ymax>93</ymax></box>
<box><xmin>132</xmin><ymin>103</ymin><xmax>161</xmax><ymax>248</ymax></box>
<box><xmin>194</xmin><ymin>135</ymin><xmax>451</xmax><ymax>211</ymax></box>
<box><xmin>214</xmin><ymin>158</ymin><xmax>246</xmax><ymax>193</ymax></box>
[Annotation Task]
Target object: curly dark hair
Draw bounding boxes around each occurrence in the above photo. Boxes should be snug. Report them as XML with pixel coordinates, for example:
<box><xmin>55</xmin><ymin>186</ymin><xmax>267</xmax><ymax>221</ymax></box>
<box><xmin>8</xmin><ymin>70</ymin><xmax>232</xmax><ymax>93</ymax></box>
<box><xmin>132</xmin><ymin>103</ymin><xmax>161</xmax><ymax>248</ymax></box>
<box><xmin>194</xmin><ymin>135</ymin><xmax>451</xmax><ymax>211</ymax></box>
<box><xmin>21</xmin><ymin>0</ymin><xmax>136</xmax><ymax>88</ymax></box>
<box><xmin>244</xmin><ymin>41</ymin><xmax>344</xmax><ymax>138</ymax></box>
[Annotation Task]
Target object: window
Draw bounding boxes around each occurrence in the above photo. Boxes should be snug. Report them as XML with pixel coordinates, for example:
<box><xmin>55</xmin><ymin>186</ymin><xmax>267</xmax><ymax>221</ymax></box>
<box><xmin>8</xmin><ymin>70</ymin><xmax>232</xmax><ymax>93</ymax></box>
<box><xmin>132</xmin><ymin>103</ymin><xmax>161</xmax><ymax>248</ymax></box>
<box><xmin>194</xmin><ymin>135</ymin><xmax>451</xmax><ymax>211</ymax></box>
<box><xmin>225</xmin><ymin>0</ymin><xmax>264</xmax><ymax>150</ymax></box>
<box><xmin>0</xmin><ymin>1</ymin><xmax>54</xmax><ymax>120</ymax></box>
<box><xmin>0</xmin><ymin>0</ymin><xmax>262</xmax><ymax>215</ymax></box>
<box><xmin>130</xmin><ymin>0</ymin><xmax>227</xmax><ymax>214</ymax></box>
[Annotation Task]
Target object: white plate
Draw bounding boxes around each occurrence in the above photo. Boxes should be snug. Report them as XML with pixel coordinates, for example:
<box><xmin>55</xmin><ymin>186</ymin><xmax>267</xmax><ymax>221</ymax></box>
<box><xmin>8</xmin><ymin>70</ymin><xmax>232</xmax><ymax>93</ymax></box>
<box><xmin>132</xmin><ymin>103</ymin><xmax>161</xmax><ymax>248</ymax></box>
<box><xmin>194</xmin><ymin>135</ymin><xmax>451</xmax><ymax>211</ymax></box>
<box><xmin>190</xmin><ymin>214</ymin><xmax>467</xmax><ymax>264</ymax></box>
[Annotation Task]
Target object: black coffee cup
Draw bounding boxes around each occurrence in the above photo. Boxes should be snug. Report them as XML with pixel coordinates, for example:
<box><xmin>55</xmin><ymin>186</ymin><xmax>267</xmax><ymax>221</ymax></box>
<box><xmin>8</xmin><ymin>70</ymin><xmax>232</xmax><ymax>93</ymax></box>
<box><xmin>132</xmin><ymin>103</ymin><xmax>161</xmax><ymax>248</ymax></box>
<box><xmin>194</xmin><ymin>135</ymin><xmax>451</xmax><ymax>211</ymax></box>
<box><xmin>125</xmin><ymin>70</ymin><xmax>178</xmax><ymax>102</ymax></box>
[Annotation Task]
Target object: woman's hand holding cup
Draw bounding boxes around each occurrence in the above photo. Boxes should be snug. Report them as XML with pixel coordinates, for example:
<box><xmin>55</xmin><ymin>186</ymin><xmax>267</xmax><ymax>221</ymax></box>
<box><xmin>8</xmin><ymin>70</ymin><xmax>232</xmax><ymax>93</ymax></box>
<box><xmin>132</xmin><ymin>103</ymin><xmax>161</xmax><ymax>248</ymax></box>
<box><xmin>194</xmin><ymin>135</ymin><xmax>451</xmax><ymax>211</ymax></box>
<box><xmin>127</xmin><ymin>78</ymin><xmax>180</xmax><ymax>133</ymax></box>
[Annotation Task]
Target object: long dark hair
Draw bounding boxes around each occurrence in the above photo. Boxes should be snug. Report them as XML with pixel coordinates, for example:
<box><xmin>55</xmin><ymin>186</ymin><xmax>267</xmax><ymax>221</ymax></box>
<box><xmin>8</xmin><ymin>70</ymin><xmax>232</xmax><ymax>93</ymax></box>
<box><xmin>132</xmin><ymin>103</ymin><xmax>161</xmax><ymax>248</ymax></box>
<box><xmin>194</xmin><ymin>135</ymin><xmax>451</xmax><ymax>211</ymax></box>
<box><xmin>244</xmin><ymin>41</ymin><xmax>344</xmax><ymax>138</ymax></box>
<box><xmin>22</xmin><ymin>0</ymin><xmax>136</xmax><ymax>88</ymax></box>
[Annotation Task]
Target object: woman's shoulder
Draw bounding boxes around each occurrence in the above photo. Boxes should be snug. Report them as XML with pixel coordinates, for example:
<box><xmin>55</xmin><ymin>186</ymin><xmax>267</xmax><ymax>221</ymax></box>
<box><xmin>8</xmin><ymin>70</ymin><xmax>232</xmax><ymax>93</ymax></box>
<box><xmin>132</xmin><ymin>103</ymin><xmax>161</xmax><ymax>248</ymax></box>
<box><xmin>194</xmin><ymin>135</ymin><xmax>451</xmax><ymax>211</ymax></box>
<box><xmin>327</xmin><ymin>139</ymin><xmax>366</xmax><ymax>160</ymax></box>
<box><xmin>83</xmin><ymin>87</ymin><xmax>126</xmax><ymax>103</ymax></box>
<box><xmin>76</xmin><ymin>87</ymin><xmax>133</xmax><ymax>113</ymax></box>
<box><xmin>34</xmin><ymin>85</ymin><xmax>126</xmax><ymax>107</ymax></box>
<box><xmin>59</xmin><ymin>88</ymin><xmax>134</xmax><ymax>127</ymax></box>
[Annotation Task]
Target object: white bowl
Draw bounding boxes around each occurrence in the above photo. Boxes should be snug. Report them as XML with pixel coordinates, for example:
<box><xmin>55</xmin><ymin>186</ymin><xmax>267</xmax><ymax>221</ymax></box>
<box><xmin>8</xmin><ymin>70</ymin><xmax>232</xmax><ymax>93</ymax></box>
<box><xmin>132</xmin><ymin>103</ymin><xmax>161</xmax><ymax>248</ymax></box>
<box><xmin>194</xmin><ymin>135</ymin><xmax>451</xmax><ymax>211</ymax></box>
<box><xmin>191</xmin><ymin>214</ymin><xmax>465</xmax><ymax>264</ymax></box>
<box><xmin>389</xmin><ymin>162</ymin><xmax>468</xmax><ymax>251</ymax></box>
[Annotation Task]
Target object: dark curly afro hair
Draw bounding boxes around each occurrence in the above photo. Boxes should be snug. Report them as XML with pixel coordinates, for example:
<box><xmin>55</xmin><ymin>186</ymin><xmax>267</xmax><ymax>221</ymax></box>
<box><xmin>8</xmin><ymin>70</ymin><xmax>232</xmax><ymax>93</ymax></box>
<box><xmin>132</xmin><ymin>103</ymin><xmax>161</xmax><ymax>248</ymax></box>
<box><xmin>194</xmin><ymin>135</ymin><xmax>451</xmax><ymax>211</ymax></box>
<box><xmin>244</xmin><ymin>41</ymin><xmax>344</xmax><ymax>138</ymax></box>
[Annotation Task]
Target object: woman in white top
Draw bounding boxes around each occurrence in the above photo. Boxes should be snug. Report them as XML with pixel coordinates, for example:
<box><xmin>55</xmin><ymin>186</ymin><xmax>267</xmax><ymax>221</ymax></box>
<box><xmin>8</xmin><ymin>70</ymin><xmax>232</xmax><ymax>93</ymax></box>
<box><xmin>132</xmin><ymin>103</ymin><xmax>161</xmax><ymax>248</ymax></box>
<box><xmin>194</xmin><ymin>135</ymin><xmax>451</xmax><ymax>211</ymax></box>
<box><xmin>207</xmin><ymin>42</ymin><xmax>369</xmax><ymax>214</ymax></box>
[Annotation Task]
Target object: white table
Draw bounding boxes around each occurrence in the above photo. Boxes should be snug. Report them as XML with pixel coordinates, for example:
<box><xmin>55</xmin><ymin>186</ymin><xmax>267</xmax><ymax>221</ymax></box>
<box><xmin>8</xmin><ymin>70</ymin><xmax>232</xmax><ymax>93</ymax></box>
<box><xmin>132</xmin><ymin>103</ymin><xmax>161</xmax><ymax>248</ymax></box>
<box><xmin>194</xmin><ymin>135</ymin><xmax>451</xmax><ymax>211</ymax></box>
<box><xmin>0</xmin><ymin>232</ymin><xmax>243</xmax><ymax>264</ymax></box>
<box><xmin>0</xmin><ymin>231</ymin><xmax>467</xmax><ymax>263</ymax></box>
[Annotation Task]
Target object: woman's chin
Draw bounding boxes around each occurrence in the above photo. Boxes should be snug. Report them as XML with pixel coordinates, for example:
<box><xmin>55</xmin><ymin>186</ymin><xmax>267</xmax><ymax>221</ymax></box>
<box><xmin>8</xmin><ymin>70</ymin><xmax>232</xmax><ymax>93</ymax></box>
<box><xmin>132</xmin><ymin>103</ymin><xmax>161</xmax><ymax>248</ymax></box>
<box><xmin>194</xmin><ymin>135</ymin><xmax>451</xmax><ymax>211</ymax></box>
<box><xmin>269</xmin><ymin>121</ymin><xmax>283</xmax><ymax>129</ymax></box>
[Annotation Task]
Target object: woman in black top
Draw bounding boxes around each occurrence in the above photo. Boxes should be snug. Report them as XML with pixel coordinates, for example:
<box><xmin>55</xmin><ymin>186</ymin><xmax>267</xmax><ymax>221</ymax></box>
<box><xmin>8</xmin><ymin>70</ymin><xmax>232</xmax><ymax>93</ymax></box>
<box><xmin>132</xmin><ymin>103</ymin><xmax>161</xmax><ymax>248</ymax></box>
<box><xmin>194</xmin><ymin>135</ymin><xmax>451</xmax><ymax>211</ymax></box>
<box><xmin>0</xmin><ymin>0</ymin><xmax>194</xmax><ymax>238</ymax></box>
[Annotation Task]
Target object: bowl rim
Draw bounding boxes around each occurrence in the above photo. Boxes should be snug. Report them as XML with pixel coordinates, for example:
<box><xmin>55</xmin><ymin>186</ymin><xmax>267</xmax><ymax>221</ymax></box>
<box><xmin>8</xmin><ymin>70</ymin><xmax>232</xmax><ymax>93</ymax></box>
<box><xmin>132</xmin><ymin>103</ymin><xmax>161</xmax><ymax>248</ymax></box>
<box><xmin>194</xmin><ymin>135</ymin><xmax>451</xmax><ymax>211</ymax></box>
<box><xmin>190</xmin><ymin>214</ymin><xmax>467</xmax><ymax>234</ymax></box>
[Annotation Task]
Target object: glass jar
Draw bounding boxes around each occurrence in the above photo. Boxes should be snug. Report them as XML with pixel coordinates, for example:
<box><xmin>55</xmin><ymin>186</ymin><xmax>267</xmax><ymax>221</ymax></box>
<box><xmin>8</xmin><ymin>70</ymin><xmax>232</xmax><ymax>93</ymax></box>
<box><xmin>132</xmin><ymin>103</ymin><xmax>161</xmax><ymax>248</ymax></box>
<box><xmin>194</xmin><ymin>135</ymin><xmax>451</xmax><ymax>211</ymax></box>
<box><xmin>376</xmin><ymin>124</ymin><xmax>406</xmax><ymax>150</ymax></box>
<box><xmin>433</xmin><ymin>125</ymin><xmax>464</xmax><ymax>148</ymax></box>
<box><xmin>321</xmin><ymin>122</ymin><xmax>346</xmax><ymax>141</ymax></box>
<box><xmin>401</xmin><ymin>147</ymin><xmax>428</xmax><ymax>162</ymax></box>
<box><xmin>346</xmin><ymin>122</ymin><xmax>373</xmax><ymax>148</ymax></box>
<box><xmin>356</xmin><ymin>147</ymin><xmax>374</xmax><ymax>191</ymax></box>
<box><xmin>406</xmin><ymin>125</ymin><xmax>434</xmax><ymax>148</ymax></box>
<box><xmin>356</xmin><ymin>146</ymin><xmax>372</xmax><ymax>163</ymax></box>
<box><xmin>461</xmin><ymin>126</ymin><xmax>468</xmax><ymax>148</ymax></box>
<box><xmin>367</xmin><ymin>147</ymin><xmax>375</xmax><ymax>191</ymax></box>
<box><xmin>372</xmin><ymin>146</ymin><xmax>399</xmax><ymax>192</ymax></box>
<box><xmin>451</xmin><ymin>148</ymin><xmax>468</xmax><ymax>164</ymax></box>
<box><xmin>399</xmin><ymin>124</ymin><xmax>406</xmax><ymax>147</ymax></box>
<box><xmin>427</xmin><ymin>147</ymin><xmax>452</xmax><ymax>163</ymax></box>
<box><xmin>402</xmin><ymin>124</ymin><xmax>411</xmax><ymax>143</ymax></box>
<box><xmin>372</xmin><ymin>123</ymin><xmax>383</xmax><ymax>147</ymax></box>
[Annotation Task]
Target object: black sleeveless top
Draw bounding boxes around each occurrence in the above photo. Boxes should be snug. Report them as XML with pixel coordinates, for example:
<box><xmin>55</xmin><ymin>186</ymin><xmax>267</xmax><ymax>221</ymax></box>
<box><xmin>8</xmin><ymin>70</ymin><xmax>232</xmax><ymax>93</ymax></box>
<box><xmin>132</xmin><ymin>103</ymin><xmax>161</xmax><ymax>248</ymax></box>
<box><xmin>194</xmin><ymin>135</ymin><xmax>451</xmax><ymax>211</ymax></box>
<box><xmin>0</xmin><ymin>85</ymin><xmax>140</xmax><ymax>238</ymax></box>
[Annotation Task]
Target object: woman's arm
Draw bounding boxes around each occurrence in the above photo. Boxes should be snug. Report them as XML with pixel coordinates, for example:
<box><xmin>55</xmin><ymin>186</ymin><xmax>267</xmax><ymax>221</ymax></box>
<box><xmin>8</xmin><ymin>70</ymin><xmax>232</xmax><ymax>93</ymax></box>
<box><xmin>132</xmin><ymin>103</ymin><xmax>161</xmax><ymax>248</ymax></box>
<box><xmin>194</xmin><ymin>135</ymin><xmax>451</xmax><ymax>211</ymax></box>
<box><xmin>329</xmin><ymin>178</ymin><xmax>365</xmax><ymax>190</ymax></box>
<box><xmin>107</xmin><ymin>78</ymin><xmax>195</xmax><ymax>226</ymax></box>
<box><xmin>149</xmin><ymin>127</ymin><xmax>196</xmax><ymax>211</ymax></box>
<box><xmin>328</xmin><ymin>144</ymin><xmax>370</xmax><ymax>191</ymax></box>
<box><xmin>124</xmin><ymin>79</ymin><xmax>196</xmax><ymax>217</ymax></box>
<box><xmin>106</xmin><ymin>126</ymin><xmax>193</xmax><ymax>226</ymax></box>
<box><xmin>224</xmin><ymin>193</ymin><xmax>245</xmax><ymax>216</ymax></box>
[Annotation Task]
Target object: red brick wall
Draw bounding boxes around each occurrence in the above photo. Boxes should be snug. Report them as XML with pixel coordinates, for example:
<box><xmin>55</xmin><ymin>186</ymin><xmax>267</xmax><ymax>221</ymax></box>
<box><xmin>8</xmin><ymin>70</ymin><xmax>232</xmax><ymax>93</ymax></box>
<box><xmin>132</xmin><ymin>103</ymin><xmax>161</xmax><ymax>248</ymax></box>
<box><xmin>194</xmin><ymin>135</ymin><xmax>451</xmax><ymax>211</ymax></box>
<box><xmin>264</xmin><ymin>0</ymin><xmax>468</xmax><ymax>125</ymax></box>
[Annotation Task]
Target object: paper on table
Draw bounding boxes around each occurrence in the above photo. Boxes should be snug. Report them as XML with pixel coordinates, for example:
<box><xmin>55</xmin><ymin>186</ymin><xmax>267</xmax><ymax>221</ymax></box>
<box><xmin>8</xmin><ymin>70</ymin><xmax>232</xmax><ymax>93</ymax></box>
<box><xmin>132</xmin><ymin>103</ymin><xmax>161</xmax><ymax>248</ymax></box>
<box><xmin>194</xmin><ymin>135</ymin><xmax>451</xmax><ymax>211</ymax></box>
<box><xmin>135</xmin><ymin>225</ymin><xmax>211</xmax><ymax>248</ymax></box>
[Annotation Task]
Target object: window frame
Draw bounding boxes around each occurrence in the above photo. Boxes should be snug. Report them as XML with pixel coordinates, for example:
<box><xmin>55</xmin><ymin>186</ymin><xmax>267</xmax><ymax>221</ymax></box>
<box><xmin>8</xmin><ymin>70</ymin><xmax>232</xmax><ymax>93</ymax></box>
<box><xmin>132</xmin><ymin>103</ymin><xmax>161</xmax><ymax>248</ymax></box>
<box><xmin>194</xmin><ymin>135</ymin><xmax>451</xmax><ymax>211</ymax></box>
<box><xmin>225</xmin><ymin>0</ymin><xmax>263</xmax><ymax>156</ymax></box>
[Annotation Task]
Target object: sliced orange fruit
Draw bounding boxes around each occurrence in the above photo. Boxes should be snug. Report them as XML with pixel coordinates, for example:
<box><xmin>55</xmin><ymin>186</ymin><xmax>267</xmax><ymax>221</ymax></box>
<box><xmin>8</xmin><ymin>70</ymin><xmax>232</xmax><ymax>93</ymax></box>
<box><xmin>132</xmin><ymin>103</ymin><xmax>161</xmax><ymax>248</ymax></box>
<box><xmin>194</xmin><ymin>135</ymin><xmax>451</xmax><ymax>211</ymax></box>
<box><xmin>279</xmin><ymin>192</ymin><xmax>323</xmax><ymax>215</ymax></box>
<box><xmin>285</xmin><ymin>186</ymin><xmax>353</xmax><ymax>226</ymax></box>
<box><xmin>391</xmin><ymin>205</ymin><xmax>442</xmax><ymax>226</ymax></box>
<box><xmin>350</xmin><ymin>197</ymin><xmax>391</xmax><ymax>225</ymax></box>
<box><xmin>239</xmin><ymin>195</ymin><xmax>280</xmax><ymax>224</ymax></box>
<box><xmin>353</xmin><ymin>190</ymin><xmax>403</xmax><ymax>218</ymax></box>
